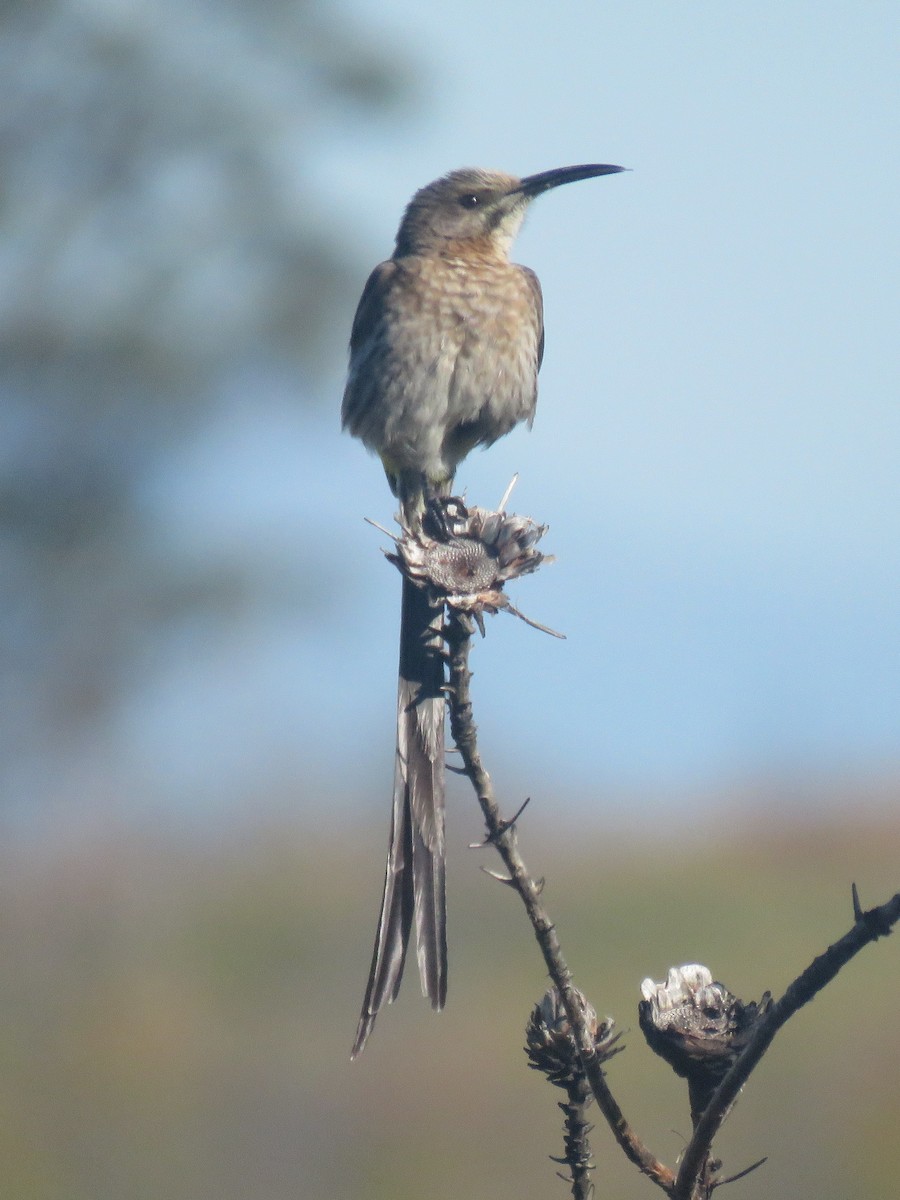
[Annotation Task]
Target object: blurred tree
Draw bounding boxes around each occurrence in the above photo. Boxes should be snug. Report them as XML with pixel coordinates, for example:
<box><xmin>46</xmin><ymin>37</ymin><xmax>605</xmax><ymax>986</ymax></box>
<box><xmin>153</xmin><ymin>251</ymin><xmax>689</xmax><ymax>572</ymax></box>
<box><xmin>0</xmin><ymin>0</ymin><xmax>413</xmax><ymax>781</ymax></box>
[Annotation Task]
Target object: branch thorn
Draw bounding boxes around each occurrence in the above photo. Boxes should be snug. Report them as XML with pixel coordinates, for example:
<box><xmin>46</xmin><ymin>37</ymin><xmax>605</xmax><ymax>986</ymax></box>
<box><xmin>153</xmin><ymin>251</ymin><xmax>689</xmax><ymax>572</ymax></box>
<box><xmin>363</xmin><ymin>515</ymin><xmax>399</xmax><ymax>541</ymax></box>
<box><xmin>711</xmin><ymin>1156</ymin><xmax>769</xmax><ymax>1189</ymax></box>
<box><xmin>480</xmin><ymin>865</ymin><xmax>516</xmax><ymax>886</ymax></box>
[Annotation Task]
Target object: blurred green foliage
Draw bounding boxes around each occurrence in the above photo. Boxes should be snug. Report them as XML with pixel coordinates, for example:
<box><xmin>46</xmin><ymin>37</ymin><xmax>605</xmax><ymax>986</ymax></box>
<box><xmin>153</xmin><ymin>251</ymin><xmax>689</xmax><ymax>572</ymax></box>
<box><xmin>0</xmin><ymin>0</ymin><xmax>413</xmax><ymax>777</ymax></box>
<box><xmin>0</xmin><ymin>807</ymin><xmax>896</xmax><ymax>1199</ymax></box>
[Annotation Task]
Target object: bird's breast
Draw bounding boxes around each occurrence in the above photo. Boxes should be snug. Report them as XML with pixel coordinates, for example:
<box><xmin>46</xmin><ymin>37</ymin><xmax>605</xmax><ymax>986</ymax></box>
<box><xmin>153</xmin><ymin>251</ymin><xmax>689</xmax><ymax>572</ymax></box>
<box><xmin>345</xmin><ymin>252</ymin><xmax>542</xmax><ymax>481</ymax></box>
<box><xmin>388</xmin><ymin>255</ymin><xmax>541</xmax><ymax>384</ymax></box>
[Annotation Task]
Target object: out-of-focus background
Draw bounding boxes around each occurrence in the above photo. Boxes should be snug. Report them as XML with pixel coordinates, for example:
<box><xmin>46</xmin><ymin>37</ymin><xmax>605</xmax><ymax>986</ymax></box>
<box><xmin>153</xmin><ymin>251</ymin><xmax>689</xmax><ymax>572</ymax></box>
<box><xmin>1</xmin><ymin>1</ymin><xmax>897</xmax><ymax>1197</ymax></box>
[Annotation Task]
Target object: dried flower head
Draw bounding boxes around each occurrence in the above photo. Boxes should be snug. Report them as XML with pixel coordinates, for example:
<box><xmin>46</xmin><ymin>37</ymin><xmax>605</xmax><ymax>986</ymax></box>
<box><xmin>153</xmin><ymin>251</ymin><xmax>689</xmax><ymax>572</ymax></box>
<box><xmin>639</xmin><ymin>964</ymin><xmax>772</xmax><ymax>1121</ymax></box>
<box><xmin>525</xmin><ymin>986</ymin><xmax>620</xmax><ymax>1088</ymax></box>
<box><xmin>375</xmin><ymin>493</ymin><xmax>563</xmax><ymax>637</ymax></box>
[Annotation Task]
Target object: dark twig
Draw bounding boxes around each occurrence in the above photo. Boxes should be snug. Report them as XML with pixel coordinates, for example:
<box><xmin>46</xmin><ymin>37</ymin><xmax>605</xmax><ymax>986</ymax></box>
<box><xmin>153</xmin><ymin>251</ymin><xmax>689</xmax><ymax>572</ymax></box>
<box><xmin>674</xmin><ymin>889</ymin><xmax>900</xmax><ymax>1200</ymax></box>
<box><xmin>710</xmin><ymin>1156</ymin><xmax>768</xmax><ymax>1190</ymax></box>
<box><xmin>444</xmin><ymin>608</ymin><xmax>675</xmax><ymax>1193</ymax></box>
<box><xmin>554</xmin><ymin>1077</ymin><xmax>596</xmax><ymax>1199</ymax></box>
<box><xmin>526</xmin><ymin>986</ymin><xmax>623</xmax><ymax>1199</ymax></box>
<box><xmin>446</xmin><ymin>598</ymin><xmax>900</xmax><ymax>1199</ymax></box>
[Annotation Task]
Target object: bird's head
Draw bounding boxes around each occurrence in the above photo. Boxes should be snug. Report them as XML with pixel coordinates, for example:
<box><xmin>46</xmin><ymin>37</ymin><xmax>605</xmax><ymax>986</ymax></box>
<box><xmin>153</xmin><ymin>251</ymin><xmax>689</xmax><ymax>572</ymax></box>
<box><xmin>393</xmin><ymin>163</ymin><xmax>626</xmax><ymax>259</ymax></box>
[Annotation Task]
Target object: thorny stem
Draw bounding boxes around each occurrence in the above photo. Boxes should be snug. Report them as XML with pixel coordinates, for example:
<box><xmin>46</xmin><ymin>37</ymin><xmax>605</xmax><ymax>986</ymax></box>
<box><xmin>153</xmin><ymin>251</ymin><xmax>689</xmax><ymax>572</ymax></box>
<box><xmin>556</xmin><ymin>1077</ymin><xmax>595</xmax><ymax>1200</ymax></box>
<box><xmin>444</xmin><ymin>610</ymin><xmax>675</xmax><ymax>1193</ymax></box>
<box><xmin>445</xmin><ymin>606</ymin><xmax>900</xmax><ymax>1200</ymax></box>
<box><xmin>674</xmin><ymin>889</ymin><xmax>900</xmax><ymax>1200</ymax></box>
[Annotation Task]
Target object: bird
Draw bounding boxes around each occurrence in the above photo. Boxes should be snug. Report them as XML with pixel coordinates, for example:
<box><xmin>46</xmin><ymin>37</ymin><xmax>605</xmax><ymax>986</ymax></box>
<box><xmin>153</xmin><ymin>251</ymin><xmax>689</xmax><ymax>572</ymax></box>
<box><xmin>343</xmin><ymin>163</ymin><xmax>626</xmax><ymax>1056</ymax></box>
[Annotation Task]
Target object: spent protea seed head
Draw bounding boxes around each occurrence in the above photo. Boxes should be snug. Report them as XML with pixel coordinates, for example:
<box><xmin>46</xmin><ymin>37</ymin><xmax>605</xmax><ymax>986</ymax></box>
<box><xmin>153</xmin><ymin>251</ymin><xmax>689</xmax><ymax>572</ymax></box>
<box><xmin>373</xmin><ymin>493</ymin><xmax>564</xmax><ymax>638</ymax></box>
<box><xmin>639</xmin><ymin>965</ymin><xmax>773</xmax><ymax>1121</ymax></box>
<box><xmin>525</xmin><ymin>986</ymin><xmax>622</xmax><ymax>1089</ymax></box>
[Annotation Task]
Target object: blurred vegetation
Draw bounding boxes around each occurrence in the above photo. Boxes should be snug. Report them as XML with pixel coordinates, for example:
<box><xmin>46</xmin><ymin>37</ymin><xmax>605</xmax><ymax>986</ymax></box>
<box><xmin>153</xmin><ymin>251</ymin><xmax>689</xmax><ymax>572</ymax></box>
<box><xmin>0</xmin><ymin>0</ymin><xmax>412</xmax><ymax>783</ymax></box>
<box><xmin>0</xmin><ymin>806</ymin><xmax>896</xmax><ymax>1199</ymax></box>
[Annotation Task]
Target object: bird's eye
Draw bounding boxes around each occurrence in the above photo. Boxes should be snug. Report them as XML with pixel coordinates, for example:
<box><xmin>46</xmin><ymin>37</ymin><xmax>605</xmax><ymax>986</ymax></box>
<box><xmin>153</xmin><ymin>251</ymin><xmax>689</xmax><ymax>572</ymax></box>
<box><xmin>458</xmin><ymin>193</ymin><xmax>480</xmax><ymax>208</ymax></box>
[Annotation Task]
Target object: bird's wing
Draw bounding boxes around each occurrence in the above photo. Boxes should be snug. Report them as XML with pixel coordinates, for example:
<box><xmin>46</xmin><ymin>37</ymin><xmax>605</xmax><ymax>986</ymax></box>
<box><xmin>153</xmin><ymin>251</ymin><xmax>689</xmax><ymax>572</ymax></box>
<box><xmin>341</xmin><ymin>259</ymin><xmax>398</xmax><ymax>434</ymax></box>
<box><xmin>521</xmin><ymin>266</ymin><xmax>545</xmax><ymax>372</ymax></box>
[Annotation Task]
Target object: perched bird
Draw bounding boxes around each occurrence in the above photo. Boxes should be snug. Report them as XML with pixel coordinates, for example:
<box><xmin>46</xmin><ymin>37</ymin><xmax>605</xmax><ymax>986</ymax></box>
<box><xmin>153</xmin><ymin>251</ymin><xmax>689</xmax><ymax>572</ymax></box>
<box><xmin>343</xmin><ymin>163</ymin><xmax>625</xmax><ymax>1056</ymax></box>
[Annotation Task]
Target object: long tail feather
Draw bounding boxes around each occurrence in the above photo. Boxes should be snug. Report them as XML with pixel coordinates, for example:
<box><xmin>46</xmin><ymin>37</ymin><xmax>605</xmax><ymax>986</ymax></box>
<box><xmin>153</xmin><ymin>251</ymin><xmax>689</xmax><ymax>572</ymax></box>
<box><xmin>352</xmin><ymin>573</ymin><xmax>447</xmax><ymax>1057</ymax></box>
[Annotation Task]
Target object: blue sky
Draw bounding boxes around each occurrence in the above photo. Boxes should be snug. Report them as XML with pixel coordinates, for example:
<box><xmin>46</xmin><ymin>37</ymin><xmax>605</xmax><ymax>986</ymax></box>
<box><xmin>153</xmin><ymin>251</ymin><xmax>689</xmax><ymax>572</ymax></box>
<box><xmin>120</xmin><ymin>1</ymin><xmax>900</xmax><ymax>819</ymax></box>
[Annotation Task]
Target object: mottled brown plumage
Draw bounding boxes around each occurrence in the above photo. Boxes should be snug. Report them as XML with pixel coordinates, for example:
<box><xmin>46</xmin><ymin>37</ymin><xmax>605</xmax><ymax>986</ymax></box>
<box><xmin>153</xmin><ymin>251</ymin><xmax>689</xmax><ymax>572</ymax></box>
<box><xmin>343</xmin><ymin>163</ymin><xmax>625</xmax><ymax>1057</ymax></box>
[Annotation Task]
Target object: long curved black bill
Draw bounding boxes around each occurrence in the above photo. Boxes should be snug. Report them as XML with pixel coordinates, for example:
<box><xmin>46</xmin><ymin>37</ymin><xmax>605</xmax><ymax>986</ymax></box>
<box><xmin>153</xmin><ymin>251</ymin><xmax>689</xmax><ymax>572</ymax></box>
<box><xmin>518</xmin><ymin>163</ymin><xmax>627</xmax><ymax>197</ymax></box>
